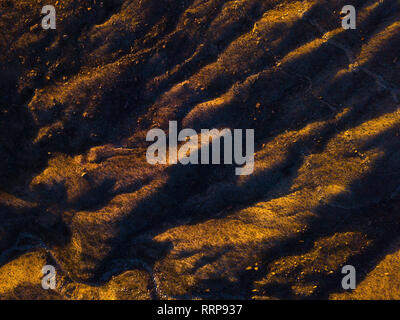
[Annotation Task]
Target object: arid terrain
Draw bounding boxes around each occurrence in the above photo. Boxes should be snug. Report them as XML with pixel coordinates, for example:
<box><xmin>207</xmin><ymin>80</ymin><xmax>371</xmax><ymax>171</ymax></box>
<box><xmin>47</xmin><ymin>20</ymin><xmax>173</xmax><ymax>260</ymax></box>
<box><xmin>0</xmin><ymin>0</ymin><xmax>400</xmax><ymax>299</ymax></box>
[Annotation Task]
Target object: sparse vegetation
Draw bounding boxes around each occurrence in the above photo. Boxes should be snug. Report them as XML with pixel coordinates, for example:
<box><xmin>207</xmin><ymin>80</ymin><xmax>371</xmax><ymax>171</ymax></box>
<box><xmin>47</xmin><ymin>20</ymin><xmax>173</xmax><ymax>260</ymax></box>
<box><xmin>0</xmin><ymin>0</ymin><xmax>400</xmax><ymax>299</ymax></box>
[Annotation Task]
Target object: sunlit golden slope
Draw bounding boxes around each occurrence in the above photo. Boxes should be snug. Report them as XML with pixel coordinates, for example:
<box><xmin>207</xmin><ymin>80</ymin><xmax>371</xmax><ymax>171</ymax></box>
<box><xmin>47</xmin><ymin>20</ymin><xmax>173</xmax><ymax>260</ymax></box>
<box><xmin>0</xmin><ymin>0</ymin><xmax>400</xmax><ymax>299</ymax></box>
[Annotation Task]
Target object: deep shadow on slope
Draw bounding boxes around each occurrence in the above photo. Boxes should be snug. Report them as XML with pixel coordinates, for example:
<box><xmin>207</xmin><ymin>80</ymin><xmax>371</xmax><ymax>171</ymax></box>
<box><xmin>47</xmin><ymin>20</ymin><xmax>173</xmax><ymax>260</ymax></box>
<box><xmin>0</xmin><ymin>0</ymin><xmax>400</xmax><ymax>299</ymax></box>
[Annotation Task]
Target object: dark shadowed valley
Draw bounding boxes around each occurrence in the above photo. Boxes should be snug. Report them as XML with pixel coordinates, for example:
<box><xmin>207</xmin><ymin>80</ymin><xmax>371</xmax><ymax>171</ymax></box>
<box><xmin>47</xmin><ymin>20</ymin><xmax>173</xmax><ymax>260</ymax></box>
<box><xmin>0</xmin><ymin>0</ymin><xmax>400</xmax><ymax>299</ymax></box>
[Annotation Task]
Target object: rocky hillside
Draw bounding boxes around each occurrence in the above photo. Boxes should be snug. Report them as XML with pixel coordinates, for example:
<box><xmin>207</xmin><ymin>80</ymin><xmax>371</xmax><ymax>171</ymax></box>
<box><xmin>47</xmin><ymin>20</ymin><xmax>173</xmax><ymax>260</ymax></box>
<box><xmin>0</xmin><ymin>0</ymin><xmax>400</xmax><ymax>299</ymax></box>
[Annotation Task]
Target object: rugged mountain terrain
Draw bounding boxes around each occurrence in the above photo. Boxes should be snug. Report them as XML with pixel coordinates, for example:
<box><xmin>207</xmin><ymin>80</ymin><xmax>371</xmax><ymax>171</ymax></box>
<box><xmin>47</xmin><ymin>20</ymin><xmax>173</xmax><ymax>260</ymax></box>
<box><xmin>0</xmin><ymin>0</ymin><xmax>400</xmax><ymax>299</ymax></box>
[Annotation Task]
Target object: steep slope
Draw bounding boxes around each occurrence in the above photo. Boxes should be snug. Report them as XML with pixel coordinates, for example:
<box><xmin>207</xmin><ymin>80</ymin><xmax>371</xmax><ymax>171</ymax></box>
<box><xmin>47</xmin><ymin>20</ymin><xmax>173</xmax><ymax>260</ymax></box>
<box><xmin>0</xmin><ymin>0</ymin><xmax>400</xmax><ymax>299</ymax></box>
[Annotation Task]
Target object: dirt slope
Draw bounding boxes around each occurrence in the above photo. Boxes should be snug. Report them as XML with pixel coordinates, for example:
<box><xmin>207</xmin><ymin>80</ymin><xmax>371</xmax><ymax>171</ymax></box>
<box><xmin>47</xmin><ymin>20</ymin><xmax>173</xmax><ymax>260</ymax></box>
<box><xmin>0</xmin><ymin>0</ymin><xmax>400</xmax><ymax>299</ymax></box>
